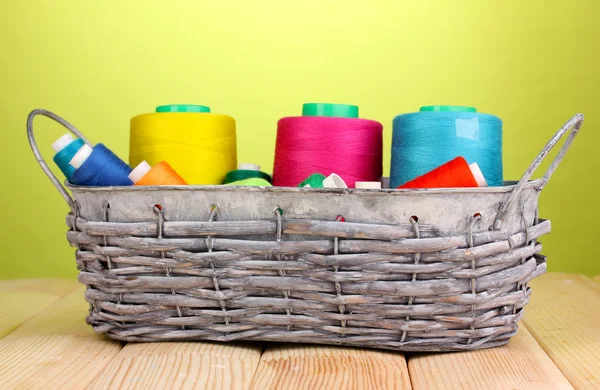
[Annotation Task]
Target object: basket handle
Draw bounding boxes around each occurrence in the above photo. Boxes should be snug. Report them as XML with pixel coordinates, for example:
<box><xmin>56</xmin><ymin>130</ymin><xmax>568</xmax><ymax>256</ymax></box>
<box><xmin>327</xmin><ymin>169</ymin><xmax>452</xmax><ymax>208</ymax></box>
<box><xmin>27</xmin><ymin>109</ymin><xmax>93</xmax><ymax>208</ymax></box>
<box><xmin>493</xmin><ymin>113</ymin><xmax>584</xmax><ymax>229</ymax></box>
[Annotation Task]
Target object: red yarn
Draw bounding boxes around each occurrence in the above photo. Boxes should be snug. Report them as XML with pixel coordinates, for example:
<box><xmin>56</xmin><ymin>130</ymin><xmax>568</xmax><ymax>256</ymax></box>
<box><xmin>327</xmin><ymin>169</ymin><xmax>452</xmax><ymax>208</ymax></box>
<box><xmin>399</xmin><ymin>157</ymin><xmax>478</xmax><ymax>189</ymax></box>
<box><xmin>272</xmin><ymin>116</ymin><xmax>383</xmax><ymax>187</ymax></box>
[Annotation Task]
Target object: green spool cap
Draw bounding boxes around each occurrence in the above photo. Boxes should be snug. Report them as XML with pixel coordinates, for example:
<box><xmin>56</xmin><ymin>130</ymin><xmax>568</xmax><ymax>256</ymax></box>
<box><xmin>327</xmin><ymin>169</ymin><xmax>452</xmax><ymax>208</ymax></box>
<box><xmin>419</xmin><ymin>105</ymin><xmax>477</xmax><ymax>113</ymax></box>
<box><xmin>226</xmin><ymin>178</ymin><xmax>272</xmax><ymax>187</ymax></box>
<box><xmin>299</xmin><ymin>173</ymin><xmax>326</xmax><ymax>188</ymax></box>
<box><xmin>156</xmin><ymin>105</ymin><xmax>211</xmax><ymax>113</ymax></box>
<box><xmin>302</xmin><ymin>103</ymin><xmax>359</xmax><ymax>118</ymax></box>
<box><xmin>223</xmin><ymin>170</ymin><xmax>272</xmax><ymax>184</ymax></box>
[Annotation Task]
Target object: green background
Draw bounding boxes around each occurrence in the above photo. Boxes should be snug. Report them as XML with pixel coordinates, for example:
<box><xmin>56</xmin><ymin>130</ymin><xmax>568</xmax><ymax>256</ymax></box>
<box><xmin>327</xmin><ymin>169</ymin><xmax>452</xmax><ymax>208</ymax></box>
<box><xmin>2</xmin><ymin>1</ymin><xmax>598</xmax><ymax>279</ymax></box>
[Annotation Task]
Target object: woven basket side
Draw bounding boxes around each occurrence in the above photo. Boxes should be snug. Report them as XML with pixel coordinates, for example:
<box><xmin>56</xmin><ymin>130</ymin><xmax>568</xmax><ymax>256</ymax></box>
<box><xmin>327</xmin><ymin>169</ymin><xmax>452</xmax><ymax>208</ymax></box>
<box><xmin>73</xmin><ymin>206</ymin><xmax>548</xmax><ymax>352</ymax></box>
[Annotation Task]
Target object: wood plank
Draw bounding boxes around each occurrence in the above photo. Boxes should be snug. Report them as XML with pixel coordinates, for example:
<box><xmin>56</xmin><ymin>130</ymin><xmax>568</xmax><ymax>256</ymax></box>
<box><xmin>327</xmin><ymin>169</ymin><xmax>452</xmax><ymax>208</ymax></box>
<box><xmin>524</xmin><ymin>273</ymin><xmax>600</xmax><ymax>389</ymax></box>
<box><xmin>0</xmin><ymin>278</ymin><xmax>79</xmax><ymax>339</ymax></box>
<box><xmin>88</xmin><ymin>342</ymin><xmax>262</xmax><ymax>390</ymax></box>
<box><xmin>0</xmin><ymin>285</ymin><xmax>122</xmax><ymax>389</ymax></box>
<box><xmin>408</xmin><ymin>324</ymin><xmax>573</xmax><ymax>389</ymax></box>
<box><xmin>0</xmin><ymin>278</ymin><xmax>79</xmax><ymax>295</ymax></box>
<box><xmin>250</xmin><ymin>344</ymin><xmax>411</xmax><ymax>390</ymax></box>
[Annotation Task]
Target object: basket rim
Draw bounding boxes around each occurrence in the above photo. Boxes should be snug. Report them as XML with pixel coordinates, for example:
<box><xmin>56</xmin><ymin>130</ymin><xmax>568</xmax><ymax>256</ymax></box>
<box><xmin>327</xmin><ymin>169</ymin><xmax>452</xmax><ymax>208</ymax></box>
<box><xmin>66</xmin><ymin>178</ymin><xmax>544</xmax><ymax>195</ymax></box>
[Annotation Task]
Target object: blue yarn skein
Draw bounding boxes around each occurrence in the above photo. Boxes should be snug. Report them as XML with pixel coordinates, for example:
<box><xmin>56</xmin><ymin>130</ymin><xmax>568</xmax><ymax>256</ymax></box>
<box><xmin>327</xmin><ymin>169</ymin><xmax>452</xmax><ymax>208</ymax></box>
<box><xmin>53</xmin><ymin>138</ymin><xmax>85</xmax><ymax>181</ymax></box>
<box><xmin>390</xmin><ymin>109</ymin><xmax>503</xmax><ymax>187</ymax></box>
<box><xmin>70</xmin><ymin>144</ymin><xmax>133</xmax><ymax>186</ymax></box>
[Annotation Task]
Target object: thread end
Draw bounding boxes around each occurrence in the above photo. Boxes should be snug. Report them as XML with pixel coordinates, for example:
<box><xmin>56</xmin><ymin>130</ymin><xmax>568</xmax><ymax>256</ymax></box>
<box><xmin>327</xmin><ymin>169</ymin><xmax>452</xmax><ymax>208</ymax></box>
<box><xmin>69</xmin><ymin>144</ymin><xmax>92</xmax><ymax>169</ymax></box>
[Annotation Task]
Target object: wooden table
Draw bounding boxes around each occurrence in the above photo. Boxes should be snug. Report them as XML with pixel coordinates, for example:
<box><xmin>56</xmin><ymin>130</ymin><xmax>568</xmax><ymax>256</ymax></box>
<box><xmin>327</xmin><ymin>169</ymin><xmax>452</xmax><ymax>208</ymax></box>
<box><xmin>0</xmin><ymin>273</ymin><xmax>598</xmax><ymax>389</ymax></box>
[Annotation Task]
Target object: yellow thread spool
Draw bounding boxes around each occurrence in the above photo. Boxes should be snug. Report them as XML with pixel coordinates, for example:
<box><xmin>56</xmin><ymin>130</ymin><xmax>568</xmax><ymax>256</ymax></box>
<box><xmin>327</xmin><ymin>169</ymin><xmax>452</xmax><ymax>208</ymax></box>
<box><xmin>130</xmin><ymin>105</ymin><xmax>237</xmax><ymax>185</ymax></box>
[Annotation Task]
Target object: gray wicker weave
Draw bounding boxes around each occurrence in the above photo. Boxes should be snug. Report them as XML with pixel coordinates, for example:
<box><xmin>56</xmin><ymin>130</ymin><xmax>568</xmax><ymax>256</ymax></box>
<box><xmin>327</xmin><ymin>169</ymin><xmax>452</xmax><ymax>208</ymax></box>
<box><xmin>28</xmin><ymin>109</ymin><xmax>584</xmax><ymax>352</ymax></box>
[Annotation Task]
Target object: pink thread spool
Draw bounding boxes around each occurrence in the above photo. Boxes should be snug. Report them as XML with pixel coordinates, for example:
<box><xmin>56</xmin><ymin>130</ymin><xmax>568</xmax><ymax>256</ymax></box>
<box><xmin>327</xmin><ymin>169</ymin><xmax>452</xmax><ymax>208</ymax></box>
<box><xmin>272</xmin><ymin>103</ymin><xmax>383</xmax><ymax>187</ymax></box>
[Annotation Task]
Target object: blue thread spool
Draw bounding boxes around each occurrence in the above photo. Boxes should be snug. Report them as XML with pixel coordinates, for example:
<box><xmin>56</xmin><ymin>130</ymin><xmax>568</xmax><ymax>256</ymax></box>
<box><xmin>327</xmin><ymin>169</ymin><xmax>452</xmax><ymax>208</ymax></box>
<box><xmin>70</xmin><ymin>143</ymin><xmax>133</xmax><ymax>186</ymax></box>
<box><xmin>52</xmin><ymin>133</ymin><xmax>85</xmax><ymax>182</ymax></box>
<box><xmin>390</xmin><ymin>106</ymin><xmax>503</xmax><ymax>188</ymax></box>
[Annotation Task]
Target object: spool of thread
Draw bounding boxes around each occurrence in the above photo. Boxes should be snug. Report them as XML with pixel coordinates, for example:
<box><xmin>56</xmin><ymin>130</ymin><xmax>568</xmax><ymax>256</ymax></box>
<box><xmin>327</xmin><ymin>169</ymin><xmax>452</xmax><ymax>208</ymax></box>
<box><xmin>299</xmin><ymin>173</ymin><xmax>326</xmax><ymax>188</ymax></box>
<box><xmin>70</xmin><ymin>144</ymin><xmax>133</xmax><ymax>186</ymax></box>
<box><xmin>226</xmin><ymin>178</ymin><xmax>272</xmax><ymax>187</ymax></box>
<box><xmin>273</xmin><ymin>103</ymin><xmax>383</xmax><ymax>188</ymax></box>
<box><xmin>355</xmin><ymin>181</ymin><xmax>382</xmax><ymax>189</ymax></box>
<box><xmin>130</xmin><ymin>104</ymin><xmax>237</xmax><ymax>185</ymax></box>
<box><xmin>52</xmin><ymin>133</ymin><xmax>85</xmax><ymax>181</ymax></box>
<box><xmin>129</xmin><ymin>161</ymin><xmax>187</xmax><ymax>185</ymax></box>
<box><xmin>223</xmin><ymin>164</ymin><xmax>272</xmax><ymax>184</ymax></box>
<box><xmin>391</xmin><ymin>105</ymin><xmax>502</xmax><ymax>187</ymax></box>
<box><xmin>399</xmin><ymin>157</ymin><xmax>487</xmax><ymax>189</ymax></box>
<box><xmin>323</xmin><ymin>173</ymin><xmax>347</xmax><ymax>188</ymax></box>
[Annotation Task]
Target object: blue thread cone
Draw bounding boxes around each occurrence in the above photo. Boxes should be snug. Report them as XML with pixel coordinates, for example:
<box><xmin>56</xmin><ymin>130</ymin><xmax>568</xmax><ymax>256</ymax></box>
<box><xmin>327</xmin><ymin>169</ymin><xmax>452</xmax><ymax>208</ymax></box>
<box><xmin>70</xmin><ymin>143</ymin><xmax>133</xmax><ymax>186</ymax></box>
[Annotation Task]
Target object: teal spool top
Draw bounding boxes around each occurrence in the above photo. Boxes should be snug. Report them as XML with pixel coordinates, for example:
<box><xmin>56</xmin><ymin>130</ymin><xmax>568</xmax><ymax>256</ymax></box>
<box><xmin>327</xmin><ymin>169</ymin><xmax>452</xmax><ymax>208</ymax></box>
<box><xmin>156</xmin><ymin>105</ymin><xmax>211</xmax><ymax>113</ymax></box>
<box><xmin>420</xmin><ymin>105</ymin><xmax>477</xmax><ymax>113</ymax></box>
<box><xmin>302</xmin><ymin>103</ymin><xmax>359</xmax><ymax>118</ymax></box>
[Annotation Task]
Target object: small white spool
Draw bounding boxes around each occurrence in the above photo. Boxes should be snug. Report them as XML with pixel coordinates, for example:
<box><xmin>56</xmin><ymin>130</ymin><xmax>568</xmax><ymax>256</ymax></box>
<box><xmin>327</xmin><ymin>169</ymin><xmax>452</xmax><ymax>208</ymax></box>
<box><xmin>69</xmin><ymin>144</ymin><xmax>93</xmax><ymax>169</ymax></box>
<box><xmin>355</xmin><ymin>181</ymin><xmax>382</xmax><ymax>189</ymax></box>
<box><xmin>238</xmin><ymin>163</ymin><xmax>260</xmax><ymax>171</ymax></box>
<box><xmin>52</xmin><ymin>133</ymin><xmax>75</xmax><ymax>153</ymax></box>
<box><xmin>469</xmin><ymin>162</ymin><xmax>488</xmax><ymax>187</ymax></box>
<box><xmin>129</xmin><ymin>161</ymin><xmax>152</xmax><ymax>184</ymax></box>
<box><xmin>323</xmin><ymin>174</ymin><xmax>347</xmax><ymax>189</ymax></box>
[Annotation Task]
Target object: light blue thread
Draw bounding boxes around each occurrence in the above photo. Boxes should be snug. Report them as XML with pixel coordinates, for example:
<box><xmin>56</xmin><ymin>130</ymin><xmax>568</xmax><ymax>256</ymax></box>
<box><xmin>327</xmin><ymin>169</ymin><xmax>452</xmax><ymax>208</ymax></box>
<box><xmin>390</xmin><ymin>110</ymin><xmax>502</xmax><ymax>187</ymax></box>
<box><xmin>53</xmin><ymin>138</ymin><xmax>85</xmax><ymax>181</ymax></box>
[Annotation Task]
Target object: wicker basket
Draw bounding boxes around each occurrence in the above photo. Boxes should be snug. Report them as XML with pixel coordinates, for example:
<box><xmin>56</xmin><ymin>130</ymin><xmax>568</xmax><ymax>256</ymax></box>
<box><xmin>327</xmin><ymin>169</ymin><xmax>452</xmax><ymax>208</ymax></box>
<box><xmin>28</xmin><ymin>109</ymin><xmax>584</xmax><ymax>352</ymax></box>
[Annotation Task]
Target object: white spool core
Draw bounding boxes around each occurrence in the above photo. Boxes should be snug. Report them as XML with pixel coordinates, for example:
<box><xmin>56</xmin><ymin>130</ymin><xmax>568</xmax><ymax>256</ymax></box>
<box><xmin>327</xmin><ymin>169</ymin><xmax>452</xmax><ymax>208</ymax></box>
<box><xmin>129</xmin><ymin>161</ymin><xmax>152</xmax><ymax>183</ymax></box>
<box><xmin>52</xmin><ymin>133</ymin><xmax>75</xmax><ymax>153</ymax></box>
<box><xmin>469</xmin><ymin>162</ymin><xmax>488</xmax><ymax>187</ymax></box>
<box><xmin>355</xmin><ymin>181</ymin><xmax>382</xmax><ymax>189</ymax></box>
<box><xmin>69</xmin><ymin>144</ymin><xmax>93</xmax><ymax>169</ymax></box>
<box><xmin>238</xmin><ymin>163</ymin><xmax>260</xmax><ymax>171</ymax></box>
<box><xmin>323</xmin><ymin>173</ymin><xmax>347</xmax><ymax>189</ymax></box>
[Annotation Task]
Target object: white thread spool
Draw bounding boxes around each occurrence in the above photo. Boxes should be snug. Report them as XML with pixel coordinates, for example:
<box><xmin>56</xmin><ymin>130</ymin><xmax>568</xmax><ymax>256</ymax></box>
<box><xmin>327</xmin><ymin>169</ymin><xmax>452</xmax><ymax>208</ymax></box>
<box><xmin>238</xmin><ymin>163</ymin><xmax>261</xmax><ymax>171</ymax></box>
<box><xmin>356</xmin><ymin>181</ymin><xmax>382</xmax><ymax>189</ymax></box>
<box><xmin>52</xmin><ymin>133</ymin><xmax>75</xmax><ymax>154</ymax></box>
<box><xmin>469</xmin><ymin>162</ymin><xmax>488</xmax><ymax>187</ymax></box>
<box><xmin>69</xmin><ymin>144</ymin><xmax>93</xmax><ymax>169</ymax></box>
<box><xmin>323</xmin><ymin>174</ymin><xmax>347</xmax><ymax>188</ymax></box>
<box><xmin>129</xmin><ymin>161</ymin><xmax>152</xmax><ymax>184</ymax></box>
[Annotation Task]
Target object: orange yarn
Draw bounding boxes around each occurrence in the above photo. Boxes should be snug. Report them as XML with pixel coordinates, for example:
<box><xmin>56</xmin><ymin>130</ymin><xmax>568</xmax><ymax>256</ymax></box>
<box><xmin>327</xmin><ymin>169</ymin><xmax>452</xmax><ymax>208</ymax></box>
<box><xmin>399</xmin><ymin>157</ymin><xmax>478</xmax><ymax>189</ymax></box>
<box><xmin>135</xmin><ymin>161</ymin><xmax>187</xmax><ymax>186</ymax></box>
